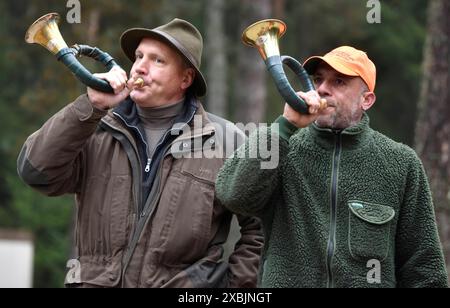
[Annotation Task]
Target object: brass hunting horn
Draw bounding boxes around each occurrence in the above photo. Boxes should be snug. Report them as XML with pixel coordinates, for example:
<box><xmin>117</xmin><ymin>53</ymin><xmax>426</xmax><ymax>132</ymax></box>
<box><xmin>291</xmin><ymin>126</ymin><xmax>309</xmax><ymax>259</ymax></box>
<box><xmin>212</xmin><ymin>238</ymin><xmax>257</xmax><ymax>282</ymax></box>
<box><xmin>25</xmin><ymin>12</ymin><xmax>143</xmax><ymax>93</ymax></box>
<box><xmin>242</xmin><ymin>19</ymin><xmax>326</xmax><ymax>114</ymax></box>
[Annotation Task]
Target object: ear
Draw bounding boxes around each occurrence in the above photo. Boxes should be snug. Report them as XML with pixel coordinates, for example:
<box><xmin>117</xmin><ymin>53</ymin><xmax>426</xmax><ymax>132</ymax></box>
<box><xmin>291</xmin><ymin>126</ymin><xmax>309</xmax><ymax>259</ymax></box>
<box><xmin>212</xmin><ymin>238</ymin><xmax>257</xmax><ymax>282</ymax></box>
<box><xmin>181</xmin><ymin>68</ymin><xmax>195</xmax><ymax>90</ymax></box>
<box><xmin>361</xmin><ymin>92</ymin><xmax>376</xmax><ymax>111</ymax></box>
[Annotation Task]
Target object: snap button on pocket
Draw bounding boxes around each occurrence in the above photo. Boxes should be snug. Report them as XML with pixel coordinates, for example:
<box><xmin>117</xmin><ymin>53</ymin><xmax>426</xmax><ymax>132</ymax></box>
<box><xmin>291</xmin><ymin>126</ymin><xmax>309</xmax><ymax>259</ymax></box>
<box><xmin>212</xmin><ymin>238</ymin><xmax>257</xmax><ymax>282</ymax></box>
<box><xmin>350</xmin><ymin>202</ymin><xmax>364</xmax><ymax>210</ymax></box>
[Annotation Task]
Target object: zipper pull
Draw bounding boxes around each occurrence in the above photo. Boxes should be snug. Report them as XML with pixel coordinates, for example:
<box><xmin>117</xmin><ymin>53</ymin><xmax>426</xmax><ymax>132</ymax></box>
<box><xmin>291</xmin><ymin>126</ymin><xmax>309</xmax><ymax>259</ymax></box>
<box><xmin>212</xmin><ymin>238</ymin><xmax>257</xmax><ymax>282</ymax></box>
<box><xmin>145</xmin><ymin>159</ymin><xmax>151</xmax><ymax>173</ymax></box>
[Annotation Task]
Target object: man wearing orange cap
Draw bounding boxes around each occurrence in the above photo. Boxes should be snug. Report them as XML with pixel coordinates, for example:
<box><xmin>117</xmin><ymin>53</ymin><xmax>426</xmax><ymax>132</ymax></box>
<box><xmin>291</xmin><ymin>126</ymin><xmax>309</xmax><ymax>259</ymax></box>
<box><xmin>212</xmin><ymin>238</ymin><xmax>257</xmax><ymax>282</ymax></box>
<box><xmin>217</xmin><ymin>46</ymin><xmax>448</xmax><ymax>287</ymax></box>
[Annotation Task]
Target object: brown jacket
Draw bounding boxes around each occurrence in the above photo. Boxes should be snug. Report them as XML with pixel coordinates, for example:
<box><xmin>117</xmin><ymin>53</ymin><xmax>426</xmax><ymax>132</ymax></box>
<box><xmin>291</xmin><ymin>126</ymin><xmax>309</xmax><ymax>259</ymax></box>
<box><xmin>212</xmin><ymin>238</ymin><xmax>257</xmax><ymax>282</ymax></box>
<box><xmin>17</xmin><ymin>94</ymin><xmax>263</xmax><ymax>288</ymax></box>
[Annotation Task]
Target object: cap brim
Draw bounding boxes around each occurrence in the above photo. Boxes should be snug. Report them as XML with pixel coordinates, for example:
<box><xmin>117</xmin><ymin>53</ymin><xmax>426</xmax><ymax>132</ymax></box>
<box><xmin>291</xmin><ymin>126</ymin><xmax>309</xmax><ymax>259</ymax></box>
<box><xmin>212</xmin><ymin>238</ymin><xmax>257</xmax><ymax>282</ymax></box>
<box><xmin>303</xmin><ymin>56</ymin><xmax>359</xmax><ymax>77</ymax></box>
<box><xmin>120</xmin><ymin>28</ymin><xmax>207</xmax><ymax>97</ymax></box>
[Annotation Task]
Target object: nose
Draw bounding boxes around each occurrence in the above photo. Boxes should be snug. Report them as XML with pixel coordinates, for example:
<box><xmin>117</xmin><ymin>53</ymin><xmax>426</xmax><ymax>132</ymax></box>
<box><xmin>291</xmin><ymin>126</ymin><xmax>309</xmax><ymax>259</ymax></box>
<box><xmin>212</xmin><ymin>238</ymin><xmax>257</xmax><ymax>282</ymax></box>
<box><xmin>134</xmin><ymin>63</ymin><xmax>147</xmax><ymax>76</ymax></box>
<box><xmin>133</xmin><ymin>58</ymin><xmax>148</xmax><ymax>76</ymax></box>
<box><xmin>316</xmin><ymin>81</ymin><xmax>331</xmax><ymax>98</ymax></box>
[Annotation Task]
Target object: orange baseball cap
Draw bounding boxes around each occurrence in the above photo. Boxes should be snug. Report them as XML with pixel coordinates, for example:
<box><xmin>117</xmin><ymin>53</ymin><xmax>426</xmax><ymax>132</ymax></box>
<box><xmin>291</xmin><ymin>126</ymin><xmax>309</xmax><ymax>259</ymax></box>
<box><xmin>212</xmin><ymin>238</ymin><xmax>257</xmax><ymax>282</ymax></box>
<box><xmin>303</xmin><ymin>46</ymin><xmax>376</xmax><ymax>92</ymax></box>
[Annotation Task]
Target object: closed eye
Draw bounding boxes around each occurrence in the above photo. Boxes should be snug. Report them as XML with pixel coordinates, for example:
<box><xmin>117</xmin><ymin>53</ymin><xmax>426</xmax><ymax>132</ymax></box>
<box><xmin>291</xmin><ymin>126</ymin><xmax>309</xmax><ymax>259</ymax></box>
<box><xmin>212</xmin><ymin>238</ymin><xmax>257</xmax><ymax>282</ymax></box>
<box><xmin>135</xmin><ymin>52</ymin><xmax>143</xmax><ymax>59</ymax></box>
<box><xmin>334</xmin><ymin>78</ymin><xmax>346</xmax><ymax>86</ymax></box>
<box><xmin>313</xmin><ymin>76</ymin><xmax>323</xmax><ymax>85</ymax></box>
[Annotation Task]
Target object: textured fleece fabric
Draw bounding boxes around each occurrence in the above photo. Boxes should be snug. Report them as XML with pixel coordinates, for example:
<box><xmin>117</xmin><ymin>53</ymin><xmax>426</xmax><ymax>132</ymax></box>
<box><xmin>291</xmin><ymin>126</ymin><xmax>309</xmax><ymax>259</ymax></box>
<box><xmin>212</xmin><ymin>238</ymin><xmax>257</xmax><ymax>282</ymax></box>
<box><xmin>216</xmin><ymin>113</ymin><xmax>449</xmax><ymax>288</ymax></box>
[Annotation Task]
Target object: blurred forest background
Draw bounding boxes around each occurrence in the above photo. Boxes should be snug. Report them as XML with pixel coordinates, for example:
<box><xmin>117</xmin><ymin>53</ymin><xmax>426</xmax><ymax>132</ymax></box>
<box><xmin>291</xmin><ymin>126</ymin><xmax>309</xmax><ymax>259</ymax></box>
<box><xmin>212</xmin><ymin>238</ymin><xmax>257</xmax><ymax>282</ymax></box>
<box><xmin>0</xmin><ymin>0</ymin><xmax>448</xmax><ymax>287</ymax></box>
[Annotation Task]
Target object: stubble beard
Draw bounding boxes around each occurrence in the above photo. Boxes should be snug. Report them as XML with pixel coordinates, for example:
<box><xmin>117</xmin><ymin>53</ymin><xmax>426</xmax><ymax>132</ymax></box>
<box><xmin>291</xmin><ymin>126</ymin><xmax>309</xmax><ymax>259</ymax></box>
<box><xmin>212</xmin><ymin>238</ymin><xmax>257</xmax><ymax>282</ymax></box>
<box><xmin>316</xmin><ymin>104</ymin><xmax>363</xmax><ymax>130</ymax></box>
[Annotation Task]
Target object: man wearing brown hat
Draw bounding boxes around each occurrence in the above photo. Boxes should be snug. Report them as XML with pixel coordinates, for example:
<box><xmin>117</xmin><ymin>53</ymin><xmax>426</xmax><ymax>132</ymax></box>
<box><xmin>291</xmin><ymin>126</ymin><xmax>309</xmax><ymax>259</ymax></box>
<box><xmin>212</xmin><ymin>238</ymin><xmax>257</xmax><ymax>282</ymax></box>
<box><xmin>18</xmin><ymin>19</ymin><xmax>263</xmax><ymax>288</ymax></box>
<box><xmin>217</xmin><ymin>46</ymin><xmax>448</xmax><ymax>287</ymax></box>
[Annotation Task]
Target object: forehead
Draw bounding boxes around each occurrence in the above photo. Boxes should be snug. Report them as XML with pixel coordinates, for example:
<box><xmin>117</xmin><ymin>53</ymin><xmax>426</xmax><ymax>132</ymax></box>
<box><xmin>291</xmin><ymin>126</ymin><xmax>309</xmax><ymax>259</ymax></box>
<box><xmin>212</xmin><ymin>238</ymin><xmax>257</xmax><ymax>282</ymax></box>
<box><xmin>136</xmin><ymin>37</ymin><xmax>181</xmax><ymax>58</ymax></box>
<box><xmin>314</xmin><ymin>62</ymin><xmax>350</xmax><ymax>78</ymax></box>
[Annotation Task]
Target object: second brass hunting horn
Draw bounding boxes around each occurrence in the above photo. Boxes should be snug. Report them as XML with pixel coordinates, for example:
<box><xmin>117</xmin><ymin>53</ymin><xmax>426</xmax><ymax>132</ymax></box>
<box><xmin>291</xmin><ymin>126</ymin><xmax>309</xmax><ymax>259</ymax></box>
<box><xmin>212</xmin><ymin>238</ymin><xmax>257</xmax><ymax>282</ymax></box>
<box><xmin>242</xmin><ymin>19</ymin><xmax>326</xmax><ymax>114</ymax></box>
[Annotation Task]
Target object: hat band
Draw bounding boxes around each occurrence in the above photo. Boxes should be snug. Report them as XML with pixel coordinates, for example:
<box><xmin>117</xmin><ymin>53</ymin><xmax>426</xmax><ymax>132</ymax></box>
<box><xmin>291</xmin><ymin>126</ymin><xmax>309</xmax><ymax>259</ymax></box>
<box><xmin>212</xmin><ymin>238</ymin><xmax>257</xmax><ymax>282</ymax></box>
<box><xmin>152</xmin><ymin>29</ymin><xmax>199</xmax><ymax>68</ymax></box>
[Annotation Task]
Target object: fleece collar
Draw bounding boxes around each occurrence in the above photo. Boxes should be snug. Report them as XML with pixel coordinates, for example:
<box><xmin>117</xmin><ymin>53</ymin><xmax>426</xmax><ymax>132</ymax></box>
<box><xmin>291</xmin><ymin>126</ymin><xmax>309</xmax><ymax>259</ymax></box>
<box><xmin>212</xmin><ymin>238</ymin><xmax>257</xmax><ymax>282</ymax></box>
<box><xmin>309</xmin><ymin>112</ymin><xmax>373</xmax><ymax>150</ymax></box>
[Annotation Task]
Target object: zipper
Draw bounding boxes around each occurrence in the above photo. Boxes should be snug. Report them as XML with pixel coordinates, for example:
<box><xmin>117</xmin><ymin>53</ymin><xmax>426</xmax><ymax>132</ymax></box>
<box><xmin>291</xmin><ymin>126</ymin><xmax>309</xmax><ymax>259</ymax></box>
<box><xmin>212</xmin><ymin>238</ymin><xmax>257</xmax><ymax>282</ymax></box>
<box><xmin>120</xmin><ymin>136</ymin><xmax>177</xmax><ymax>283</ymax></box>
<box><xmin>113</xmin><ymin>111</ymin><xmax>202</xmax><ymax>174</ymax></box>
<box><xmin>326</xmin><ymin>131</ymin><xmax>342</xmax><ymax>288</ymax></box>
<box><xmin>121</xmin><ymin>160</ymin><xmax>164</xmax><ymax>277</ymax></box>
<box><xmin>144</xmin><ymin>127</ymin><xmax>179</xmax><ymax>171</ymax></box>
<box><xmin>113</xmin><ymin>112</ymin><xmax>152</xmax><ymax>173</ymax></box>
<box><xmin>116</xmin><ymin>127</ymin><xmax>174</xmax><ymax>282</ymax></box>
<box><xmin>119</xmin><ymin>107</ymin><xmax>200</xmax><ymax>284</ymax></box>
<box><xmin>144</xmin><ymin>159</ymin><xmax>151</xmax><ymax>172</ymax></box>
<box><xmin>124</xmin><ymin>127</ymin><xmax>217</xmax><ymax>286</ymax></box>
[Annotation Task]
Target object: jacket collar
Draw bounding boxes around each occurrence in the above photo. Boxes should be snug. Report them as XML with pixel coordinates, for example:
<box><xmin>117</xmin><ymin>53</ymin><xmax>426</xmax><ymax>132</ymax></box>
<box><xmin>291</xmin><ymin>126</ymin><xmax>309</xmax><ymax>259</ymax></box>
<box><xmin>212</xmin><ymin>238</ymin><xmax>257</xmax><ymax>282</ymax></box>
<box><xmin>112</xmin><ymin>95</ymin><xmax>198</xmax><ymax>133</ymax></box>
<box><xmin>101</xmin><ymin>95</ymin><xmax>215</xmax><ymax>145</ymax></box>
<box><xmin>308</xmin><ymin>112</ymin><xmax>372</xmax><ymax>150</ymax></box>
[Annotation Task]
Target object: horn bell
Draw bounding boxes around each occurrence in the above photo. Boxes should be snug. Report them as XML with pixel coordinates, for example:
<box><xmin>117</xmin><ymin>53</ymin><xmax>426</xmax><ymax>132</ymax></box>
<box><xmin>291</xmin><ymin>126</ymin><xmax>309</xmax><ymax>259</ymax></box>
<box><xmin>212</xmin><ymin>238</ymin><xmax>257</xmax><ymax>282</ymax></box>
<box><xmin>25</xmin><ymin>12</ymin><xmax>68</xmax><ymax>55</ymax></box>
<box><xmin>242</xmin><ymin>19</ymin><xmax>286</xmax><ymax>60</ymax></box>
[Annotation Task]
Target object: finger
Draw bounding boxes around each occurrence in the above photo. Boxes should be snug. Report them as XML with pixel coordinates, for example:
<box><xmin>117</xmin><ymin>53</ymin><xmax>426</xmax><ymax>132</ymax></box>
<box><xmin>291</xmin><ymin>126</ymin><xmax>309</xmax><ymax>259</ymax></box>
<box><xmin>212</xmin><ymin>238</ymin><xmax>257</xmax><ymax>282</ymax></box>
<box><xmin>93</xmin><ymin>73</ymin><xmax>118</xmax><ymax>93</ymax></box>
<box><xmin>309</xmin><ymin>105</ymin><xmax>318</xmax><ymax>114</ymax></box>
<box><xmin>109</xmin><ymin>69</ymin><xmax>127</xmax><ymax>87</ymax></box>
<box><xmin>296</xmin><ymin>91</ymin><xmax>307</xmax><ymax>100</ymax></box>
<box><xmin>308</xmin><ymin>98</ymin><xmax>321</xmax><ymax>114</ymax></box>
<box><xmin>126</xmin><ymin>78</ymin><xmax>134</xmax><ymax>89</ymax></box>
<box><xmin>92</xmin><ymin>72</ymin><xmax>107</xmax><ymax>79</ymax></box>
<box><xmin>113</xmin><ymin>67</ymin><xmax>128</xmax><ymax>83</ymax></box>
<box><xmin>308</xmin><ymin>92</ymin><xmax>323</xmax><ymax>113</ymax></box>
<box><xmin>115</xmin><ymin>73</ymin><xmax>127</xmax><ymax>88</ymax></box>
<box><xmin>97</xmin><ymin>70</ymin><xmax>128</xmax><ymax>93</ymax></box>
<box><xmin>111</xmin><ymin>65</ymin><xmax>126</xmax><ymax>75</ymax></box>
<box><xmin>109</xmin><ymin>75</ymin><xmax>128</xmax><ymax>94</ymax></box>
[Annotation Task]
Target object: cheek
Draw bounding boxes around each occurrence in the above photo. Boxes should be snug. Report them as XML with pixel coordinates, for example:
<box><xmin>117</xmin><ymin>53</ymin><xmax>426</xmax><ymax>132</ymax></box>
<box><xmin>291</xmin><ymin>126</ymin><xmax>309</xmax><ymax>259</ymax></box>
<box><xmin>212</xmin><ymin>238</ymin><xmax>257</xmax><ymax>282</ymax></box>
<box><xmin>151</xmin><ymin>68</ymin><xmax>169</xmax><ymax>81</ymax></box>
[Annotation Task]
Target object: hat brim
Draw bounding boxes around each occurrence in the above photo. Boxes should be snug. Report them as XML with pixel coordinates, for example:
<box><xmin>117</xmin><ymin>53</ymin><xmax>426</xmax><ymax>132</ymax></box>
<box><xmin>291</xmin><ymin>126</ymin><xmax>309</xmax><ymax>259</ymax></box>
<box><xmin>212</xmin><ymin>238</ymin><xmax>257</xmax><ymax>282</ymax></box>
<box><xmin>303</xmin><ymin>56</ymin><xmax>359</xmax><ymax>77</ymax></box>
<box><xmin>120</xmin><ymin>28</ymin><xmax>207</xmax><ymax>97</ymax></box>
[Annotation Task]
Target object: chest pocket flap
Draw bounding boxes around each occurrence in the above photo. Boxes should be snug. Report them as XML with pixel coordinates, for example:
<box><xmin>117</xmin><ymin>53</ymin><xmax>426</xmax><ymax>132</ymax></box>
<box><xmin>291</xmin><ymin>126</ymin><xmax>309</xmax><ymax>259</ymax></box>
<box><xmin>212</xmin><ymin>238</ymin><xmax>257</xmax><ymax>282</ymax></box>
<box><xmin>348</xmin><ymin>201</ymin><xmax>395</xmax><ymax>225</ymax></box>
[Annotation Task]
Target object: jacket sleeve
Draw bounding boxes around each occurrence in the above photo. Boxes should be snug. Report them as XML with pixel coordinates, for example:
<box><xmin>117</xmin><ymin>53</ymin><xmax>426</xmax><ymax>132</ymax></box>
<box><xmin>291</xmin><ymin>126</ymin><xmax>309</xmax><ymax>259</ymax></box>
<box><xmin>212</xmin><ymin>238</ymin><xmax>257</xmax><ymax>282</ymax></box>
<box><xmin>17</xmin><ymin>94</ymin><xmax>107</xmax><ymax>196</ymax></box>
<box><xmin>395</xmin><ymin>149</ymin><xmax>449</xmax><ymax>288</ymax></box>
<box><xmin>216</xmin><ymin>116</ymin><xmax>297</xmax><ymax>217</ymax></box>
<box><xmin>226</xmin><ymin>214</ymin><xmax>264</xmax><ymax>288</ymax></box>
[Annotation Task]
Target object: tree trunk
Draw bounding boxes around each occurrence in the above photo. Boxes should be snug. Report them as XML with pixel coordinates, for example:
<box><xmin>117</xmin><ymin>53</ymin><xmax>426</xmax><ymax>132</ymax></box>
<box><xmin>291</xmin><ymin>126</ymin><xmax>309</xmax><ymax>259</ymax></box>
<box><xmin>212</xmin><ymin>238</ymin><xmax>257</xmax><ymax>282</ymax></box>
<box><xmin>415</xmin><ymin>0</ymin><xmax>450</xmax><ymax>279</ymax></box>
<box><xmin>205</xmin><ymin>0</ymin><xmax>227</xmax><ymax>117</ymax></box>
<box><xmin>273</xmin><ymin>0</ymin><xmax>286</xmax><ymax>19</ymax></box>
<box><xmin>234</xmin><ymin>0</ymin><xmax>272</xmax><ymax>124</ymax></box>
<box><xmin>160</xmin><ymin>0</ymin><xmax>177</xmax><ymax>21</ymax></box>
<box><xmin>87</xmin><ymin>9</ymin><xmax>100</xmax><ymax>45</ymax></box>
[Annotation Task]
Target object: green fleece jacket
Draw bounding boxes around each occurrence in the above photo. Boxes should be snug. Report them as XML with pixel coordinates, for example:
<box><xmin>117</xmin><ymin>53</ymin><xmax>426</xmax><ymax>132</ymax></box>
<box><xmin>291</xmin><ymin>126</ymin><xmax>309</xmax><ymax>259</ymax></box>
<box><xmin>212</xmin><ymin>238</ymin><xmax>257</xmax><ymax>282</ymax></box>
<box><xmin>216</xmin><ymin>113</ymin><xmax>448</xmax><ymax>288</ymax></box>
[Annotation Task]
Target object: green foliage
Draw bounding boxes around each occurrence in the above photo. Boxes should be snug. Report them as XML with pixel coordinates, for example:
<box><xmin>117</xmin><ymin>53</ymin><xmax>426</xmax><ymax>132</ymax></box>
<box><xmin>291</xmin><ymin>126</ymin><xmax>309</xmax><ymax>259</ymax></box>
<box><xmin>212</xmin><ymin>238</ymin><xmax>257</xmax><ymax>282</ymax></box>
<box><xmin>0</xmin><ymin>0</ymin><xmax>430</xmax><ymax>287</ymax></box>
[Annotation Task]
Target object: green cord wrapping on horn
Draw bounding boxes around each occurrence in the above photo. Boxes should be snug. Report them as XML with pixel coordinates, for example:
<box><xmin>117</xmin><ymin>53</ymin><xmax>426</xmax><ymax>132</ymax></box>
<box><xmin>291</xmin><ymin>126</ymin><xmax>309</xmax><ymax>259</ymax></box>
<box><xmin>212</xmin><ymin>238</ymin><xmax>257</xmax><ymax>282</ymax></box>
<box><xmin>265</xmin><ymin>55</ymin><xmax>314</xmax><ymax>114</ymax></box>
<box><xmin>56</xmin><ymin>45</ymin><xmax>120</xmax><ymax>93</ymax></box>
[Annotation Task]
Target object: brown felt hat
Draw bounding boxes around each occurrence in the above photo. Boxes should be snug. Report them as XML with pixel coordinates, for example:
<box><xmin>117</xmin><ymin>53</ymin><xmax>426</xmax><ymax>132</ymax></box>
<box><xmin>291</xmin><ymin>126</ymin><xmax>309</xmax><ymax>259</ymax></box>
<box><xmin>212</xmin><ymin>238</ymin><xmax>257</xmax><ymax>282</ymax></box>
<box><xmin>120</xmin><ymin>18</ymin><xmax>207</xmax><ymax>97</ymax></box>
